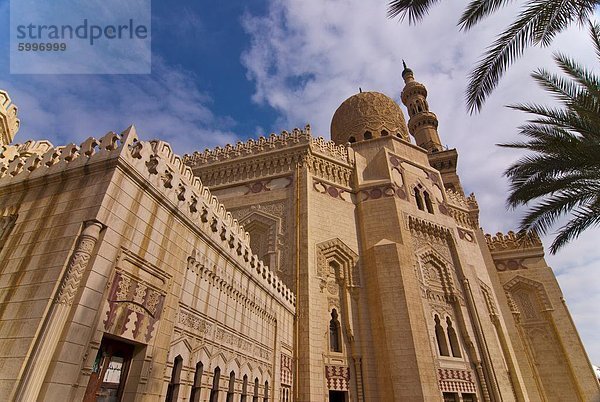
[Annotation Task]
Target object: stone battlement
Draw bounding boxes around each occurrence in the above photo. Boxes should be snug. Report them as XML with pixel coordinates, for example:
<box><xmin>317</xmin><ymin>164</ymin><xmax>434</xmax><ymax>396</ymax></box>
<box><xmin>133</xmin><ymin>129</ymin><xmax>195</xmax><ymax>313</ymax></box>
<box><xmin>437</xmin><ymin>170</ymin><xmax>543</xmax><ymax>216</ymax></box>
<box><xmin>0</xmin><ymin>127</ymin><xmax>295</xmax><ymax>309</ymax></box>
<box><xmin>485</xmin><ymin>230</ymin><xmax>543</xmax><ymax>252</ymax></box>
<box><xmin>0</xmin><ymin>90</ymin><xmax>20</xmax><ymax>145</ymax></box>
<box><xmin>183</xmin><ymin>125</ymin><xmax>351</xmax><ymax>167</ymax></box>
<box><xmin>445</xmin><ymin>189</ymin><xmax>478</xmax><ymax>210</ymax></box>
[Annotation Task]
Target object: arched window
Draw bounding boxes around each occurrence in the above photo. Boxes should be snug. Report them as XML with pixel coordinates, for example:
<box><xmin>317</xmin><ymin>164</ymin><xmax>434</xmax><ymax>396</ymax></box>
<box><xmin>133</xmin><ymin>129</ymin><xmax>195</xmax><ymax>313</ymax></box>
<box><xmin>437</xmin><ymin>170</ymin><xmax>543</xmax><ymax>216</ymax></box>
<box><xmin>348</xmin><ymin>136</ymin><xmax>356</xmax><ymax>143</ymax></box>
<box><xmin>241</xmin><ymin>374</ymin><xmax>248</xmax><ymax>402</ymax></box>
<box><xmin>424</xmin><ymin>191</ymin><xmax>434</xmax><ymax>214</ymax></box>
<box><xmin>434</xmin><ymin>315</ymin><xmax>450</xmax><ymax>356</ymax></box>
<box><xmin>381</xmin><ymin>129</ymin><xmax>389</xmax><ymax>136</ymax></box>
<box><xmin>263</xmin><ymin>380</ymin><xmax>269</xmax><ymax>402</ymax></box>
<box><xmin>190</xmin><ymin>361</ymin><xmax>204</xmax><ymax>402</ymax></box>
<box><xmin>446</xmin><ymin>317</ymin><xmax>461</xmax><ymax>357</ymax></box>
<box><xmin>210</xmin><ymin>367</ymin><xmax>221</xmax><ymax>402</ymax></box>
<box><xmin>364</xmin><ymin>131</ymin><xmax>373</xmax><ymax>140</ymax></box>
<box><xmin>165</xmin><ymin>355</ymin><xmax>183</xmax><ymax>402</ymax></box>
<box><xmin>253</xmin><ymin>378</ymin><xmax>259</xmax><ymax>402</ymax></box>
<box><xmin>329</xmin><ymin>309</ymin><xmax>342</xmax><ymax>352</ymax></box>
<box><xmin>226</xmin><ymin>371</ymin><xmax>236</xmax><ymax>402</ymax></box>
<box><xmin>414</xmin><ymin>188</ymin><xmax>424</xmax><ymax>211</ymax></box>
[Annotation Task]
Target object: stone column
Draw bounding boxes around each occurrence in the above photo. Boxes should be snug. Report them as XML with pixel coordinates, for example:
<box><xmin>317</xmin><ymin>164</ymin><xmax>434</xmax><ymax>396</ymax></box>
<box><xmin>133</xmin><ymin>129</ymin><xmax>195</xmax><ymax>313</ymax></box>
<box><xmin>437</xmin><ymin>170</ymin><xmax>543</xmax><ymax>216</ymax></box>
<box><xmin>14</xmin><ymin>221</ymin><xmax>103</xmax><ymax>402</ymax></box>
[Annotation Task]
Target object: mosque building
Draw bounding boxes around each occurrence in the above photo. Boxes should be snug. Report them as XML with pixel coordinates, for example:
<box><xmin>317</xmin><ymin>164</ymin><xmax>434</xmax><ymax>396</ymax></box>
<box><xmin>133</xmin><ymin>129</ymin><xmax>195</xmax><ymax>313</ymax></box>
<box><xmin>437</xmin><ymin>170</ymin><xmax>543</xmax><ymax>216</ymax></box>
<box><xmin>0</xmin><ymin>66</ymin><xmax>598</xmax><ymax>401</ymax></box>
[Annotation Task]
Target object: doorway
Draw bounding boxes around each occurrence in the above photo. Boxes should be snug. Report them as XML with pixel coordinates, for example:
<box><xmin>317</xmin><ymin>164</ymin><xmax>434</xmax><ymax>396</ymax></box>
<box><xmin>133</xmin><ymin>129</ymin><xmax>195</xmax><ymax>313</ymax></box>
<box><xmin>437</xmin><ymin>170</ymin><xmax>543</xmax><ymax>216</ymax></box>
<box><xmin>84</xmin><ymin>336</ymin><xmax>135</xmax><ymax>402</ymax></box>
<box><xmin>329</xmin><ymin>390</ymin><xmax>347</xmax><ymax>402</ymax></box>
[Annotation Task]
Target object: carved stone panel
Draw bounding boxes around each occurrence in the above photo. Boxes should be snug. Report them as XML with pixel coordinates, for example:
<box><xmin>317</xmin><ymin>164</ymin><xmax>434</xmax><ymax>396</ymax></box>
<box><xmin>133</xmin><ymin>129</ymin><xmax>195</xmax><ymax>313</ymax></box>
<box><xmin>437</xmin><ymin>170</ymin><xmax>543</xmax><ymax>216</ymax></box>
<box><xmin>438</xmin><ymin>369</ymin><xmax>477</xmax><ymax>394</ymax></box>
<box><xmin>281</xmin><ymin>354</ymin><xmax>293</xmax><ymax>386</ymax></box>
<box><xmin>325</xmin><ymin>365</ymin><xmax>350</xmax><ymax>391</ymax></box>
<box><xmin>104</xmin><ymin>272</ymin><xmax>166</xmax><ymax>344</ymax></box>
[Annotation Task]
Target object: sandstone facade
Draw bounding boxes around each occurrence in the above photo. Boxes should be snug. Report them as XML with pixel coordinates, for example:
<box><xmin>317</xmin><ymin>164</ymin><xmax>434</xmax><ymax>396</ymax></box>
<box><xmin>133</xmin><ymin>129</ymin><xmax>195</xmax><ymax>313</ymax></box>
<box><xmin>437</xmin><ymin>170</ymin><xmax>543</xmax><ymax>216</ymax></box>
<box><xmin>0</xmin><ymin>68</ymin><xmax>598</xmax><ymax>402</ymax></box>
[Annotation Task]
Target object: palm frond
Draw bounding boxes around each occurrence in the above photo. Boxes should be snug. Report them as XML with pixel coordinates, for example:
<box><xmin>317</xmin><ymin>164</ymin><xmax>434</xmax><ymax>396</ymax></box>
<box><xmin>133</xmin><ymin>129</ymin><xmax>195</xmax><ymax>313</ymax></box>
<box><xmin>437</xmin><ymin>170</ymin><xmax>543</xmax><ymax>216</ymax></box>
<box><xmin>550</xmin><ymin>205</ymin><xmax>600</xmax><ymax>253</ymax></box>
<box><xmin>459</xmin><ymin>0</ymin><xmax>515</xmax><ymax>30</ymax></box>
<box><xmin>387</xmin><ymin>0</ymin><xmax>440</xmax><ymax>23</ymax></box>
<box><xmin>466</xmin><ymin>0</ymin><xmax>595</xmax><ymax>113</ymax></box>
<box><xmin>589</xmin><ymin>19</ymin><xmax>600</xmax><ymax>61</ymax></box>
<box><xmin>514</xmin><ymin>185</ymin><xmax>600</xmax><ymax>238</ymax></box>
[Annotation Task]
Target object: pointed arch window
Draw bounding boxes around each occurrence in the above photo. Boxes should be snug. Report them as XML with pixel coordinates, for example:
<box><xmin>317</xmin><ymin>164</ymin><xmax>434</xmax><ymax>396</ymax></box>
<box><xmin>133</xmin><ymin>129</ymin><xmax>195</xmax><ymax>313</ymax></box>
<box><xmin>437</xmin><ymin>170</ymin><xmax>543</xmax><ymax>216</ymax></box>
<box><xmin>190</xmin><ymin>361</ymin><xmax>204</xmax><ymax>402</ymax></box>
<box><xmin>253</xmin><ymin>378</ymin><xmax>259</xmax><ymax>402</ymax></box>
<box><xmin>165</xmin><ymin>355</ymin><xmax>183</xmax><ymax>402</ymax></box>
<box><xmin>364</xmin><ymin>131</ymin><xmax>373</xmax><ymax>140</ymax></box>
<box><xmin>263</xmin><ymin>380</ymin><xmax>269</xmax><ymax>402</ymax></box>
<box><xmin>446</xmin><ymin>317</ymin><xmax>461</xmax><ymax>357</ymax></box>
<box><xmin>226</xmin><ymin>371</ymin><xmax>236</xmax><ymax>402</ymax></box>
<box><xmin>329</xmin><ymin>309</ymin><xmax>342</xmax><ymax>352</ymax></box>
<box><xmin>241</xmin><ymin>374</ymin><xmax>248</xmax><ymax>402</ymax></box>
<box><xmin>348</xmin><ymin>136</ymin><xmax>356</xmax><ymax>143</ymax></box>
<box><xmin>210</xmin><ymin>367</ymin><xmax>221</xmax><ymax>402</ymax></box>
<box><xmin>381</xmin><ymin>129</ymin><xmax>389</xmax><ymax>136</ymax></box>
<box><xmin>434</xmin><ymin>315</ymin><xmax>450</xmax><ymax>356</ymax></box>
<box><xmin>424</xmin><ymin>191</ymin><xmax>434</xmax><ymax>214</ymax></box>
<box><xmin>414</xmin><ymin>188</ymin><xmax>424</xmax><ymax>211</ymax></box>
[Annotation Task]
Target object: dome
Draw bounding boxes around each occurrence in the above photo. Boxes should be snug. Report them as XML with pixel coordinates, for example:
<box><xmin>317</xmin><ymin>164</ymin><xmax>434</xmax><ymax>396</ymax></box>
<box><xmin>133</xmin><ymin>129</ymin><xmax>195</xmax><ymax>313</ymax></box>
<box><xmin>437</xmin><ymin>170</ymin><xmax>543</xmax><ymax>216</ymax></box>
<box><xmin>330</xmin><ymin>91</ymin><xmax>409</xmax><ymax>145</ymax></box>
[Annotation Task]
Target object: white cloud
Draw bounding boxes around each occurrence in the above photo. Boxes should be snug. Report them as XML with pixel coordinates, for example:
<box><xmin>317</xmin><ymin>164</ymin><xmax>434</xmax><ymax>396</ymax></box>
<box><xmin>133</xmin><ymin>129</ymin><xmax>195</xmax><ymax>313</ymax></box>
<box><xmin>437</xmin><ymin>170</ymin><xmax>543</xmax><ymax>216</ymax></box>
<box><xmin>242</xmin><ymin>0</ymin><xmax>600</xmax><ymax>363</ymax></box>
<box><xmin>1</xmin><ymin>57</ymin><xmax>239</xmax><ymax>153</ymax></box>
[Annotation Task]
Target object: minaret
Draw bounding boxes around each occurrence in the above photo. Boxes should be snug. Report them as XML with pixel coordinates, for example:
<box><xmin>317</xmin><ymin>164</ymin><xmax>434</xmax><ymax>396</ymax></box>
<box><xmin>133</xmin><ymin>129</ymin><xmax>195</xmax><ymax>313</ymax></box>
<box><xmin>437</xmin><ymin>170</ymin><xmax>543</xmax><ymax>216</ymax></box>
<box><xmin>400</xmin><ymin>63</ymin><xmax>465</xmax><ymax>194</ymax></box>
<box><xmin>400</xmin><ymin>62</ymin><xmax>443</xmax><ymax>152</ymax></box>
<box><xmin>0</xmin><ymin>90</ymin><xmax>20</xmax><ymax>146</ymax></box>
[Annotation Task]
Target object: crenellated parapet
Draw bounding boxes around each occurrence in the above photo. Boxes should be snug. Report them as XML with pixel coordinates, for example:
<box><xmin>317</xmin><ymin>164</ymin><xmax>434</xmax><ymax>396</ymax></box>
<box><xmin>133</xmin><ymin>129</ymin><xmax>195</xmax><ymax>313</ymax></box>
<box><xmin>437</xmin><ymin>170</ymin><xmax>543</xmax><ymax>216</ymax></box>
<box><xmin>183</xmin><ymin>125</ymin><xmax>350</xmax><ymax>167</ymax></box>
<box><xmin>0</xmin><ymin>90</ymin><xmax>20</xmax><ymax>146</ymax></box>
<box><xmin>444</xmin><ymin>189</ymin><xmax>480</xmax><ymax>229</ymax></box>
<box><xmin>485</xmin><ymin>231</ymin><xmax>542</xmax><ymax>252</ymax></box>
<box><xmin>1</xmin><ymin>139</ymin><xmax>54</xmax><ymax>161</ymax></box>
<box><xmin>0</xmin><ymin>127</ymin><xmax>296</xmax><ymax>309</ymax></box>
<box><xmin>445</xmin><ymin>188</ymin><xmax>469</xmax><ymax>208</ymax></box>
<box><xmin>184</xmin><ymin>125</ymin><xmax>354</xmax><ymax>189</ymax></box>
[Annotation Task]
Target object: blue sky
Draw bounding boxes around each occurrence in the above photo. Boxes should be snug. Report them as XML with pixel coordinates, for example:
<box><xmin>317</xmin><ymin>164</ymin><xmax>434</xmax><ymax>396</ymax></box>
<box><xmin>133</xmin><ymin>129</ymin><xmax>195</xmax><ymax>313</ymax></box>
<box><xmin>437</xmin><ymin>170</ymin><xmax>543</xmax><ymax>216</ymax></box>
<box><xmin>1</xmin><ymin>0</ymin><xmax>599</xmax><ymax>364</ymax></box>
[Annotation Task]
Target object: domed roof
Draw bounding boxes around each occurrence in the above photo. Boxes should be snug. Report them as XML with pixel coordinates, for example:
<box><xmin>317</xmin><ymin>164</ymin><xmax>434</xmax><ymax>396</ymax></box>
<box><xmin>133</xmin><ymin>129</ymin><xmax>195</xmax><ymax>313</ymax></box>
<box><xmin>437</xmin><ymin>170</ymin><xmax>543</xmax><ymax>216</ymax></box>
<box><xmin>330</xmin><ymin>91</ymin><xmax>409</xmax><ymax>145</ymax></box>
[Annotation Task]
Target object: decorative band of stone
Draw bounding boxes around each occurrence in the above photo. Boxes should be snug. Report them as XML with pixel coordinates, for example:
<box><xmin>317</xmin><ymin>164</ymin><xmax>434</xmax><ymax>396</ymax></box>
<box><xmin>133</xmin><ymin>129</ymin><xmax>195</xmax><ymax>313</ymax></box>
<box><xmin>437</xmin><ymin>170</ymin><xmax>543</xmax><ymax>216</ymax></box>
<box><xmin>55</xmin><ymin>221</ymin><xmax>103</xmax><ymax>305</ymax></box>
<box><xmin>182</xmin><ymin>125</ymin><xmax>350</xmax><ymax>166</ymax></box>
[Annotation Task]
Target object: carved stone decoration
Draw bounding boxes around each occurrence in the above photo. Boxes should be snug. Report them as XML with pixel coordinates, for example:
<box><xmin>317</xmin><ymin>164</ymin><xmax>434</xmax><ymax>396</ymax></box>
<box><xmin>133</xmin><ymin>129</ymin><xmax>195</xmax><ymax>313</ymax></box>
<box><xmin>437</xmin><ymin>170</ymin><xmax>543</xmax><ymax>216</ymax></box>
<box><xmin>325</xmin><ymin>365</ymin><xmax>350</xmax><ymax>391</ymax></box>
<box><xmin>485</xmin><ymin>230</ymin><xmax>543</xmax><ymax>252</ymax></box>
<box><xmin>408</xmin><ymin>215</ymin><xmax>451</xmax><ymax>242</ymax></box>
<box><xmin>438</xmin><ymin>369</ymin><xmax>477</xmax><ymax>394</ymax></box>
<box><xmin>479</xmin><ymin>281</ymin><xmax>499</xmax><ymax>317</ymax></box>
<box><xmin>55</xmin><ymin>221</ymin><xmax>103</xmax><ymax>305</ymax></box>
<box><xmin>281</xmin><ymin>354</ymin><xmax>293</xmax><ymax>386</ymax></box>
<box><xmin>231</xmin><ymin>202</ymin><xmax>291</xmax><ymax>285</ymax></box>
<box><xmin>494</xmin><ymin>259</ymin><xmax>527</xmax><ymax>271</ymax></box>
<box><xmin>316</xmin><ymin>238</ymin><xmax>359</xmax><ymax>289</ymax></box>
<box><xmin>313</xmin><ymin>179</ymin><xmax>352</xmax><ymax>202</ymax></box>
<box><xmin>327</xmin><ymin>297</ymin><xmax>341</xmax><ymax>311</ymax></box>
<box><xmin>503</xmin><ymin>275</ymin><xmax>553</xmax><ymax>312</ymax></box>
<box><xmin>104</xmin><ymin>272</ymin><xmax>166</xmax><ymax>343</ymax></box>
<box><xmin>358</xmin><ymin>184</ymin><xmax>407</xmax><ymax>201</ymax></box>
<box><xmin>457</xmin><ymin>228</ymin><xmax>475</xmax><ymax>242</ymax></box>
<box><xmin>417</xmin><ymin>248</ymin><xmax>458</xmax><ymax>303</ymax></box>
<box><xmin>177</xmin><ymin>309</ymin><xmax>213</xmax><ymax>336</ymax></box>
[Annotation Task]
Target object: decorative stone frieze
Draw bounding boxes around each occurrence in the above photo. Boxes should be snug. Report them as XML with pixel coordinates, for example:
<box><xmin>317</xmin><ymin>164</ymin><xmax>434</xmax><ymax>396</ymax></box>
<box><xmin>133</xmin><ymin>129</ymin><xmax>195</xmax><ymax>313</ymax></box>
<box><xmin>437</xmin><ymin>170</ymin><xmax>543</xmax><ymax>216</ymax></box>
<box><xmin>438</xmin><ymin>369</ymin><xmax>477</xmax><ymax>394</ymax></box>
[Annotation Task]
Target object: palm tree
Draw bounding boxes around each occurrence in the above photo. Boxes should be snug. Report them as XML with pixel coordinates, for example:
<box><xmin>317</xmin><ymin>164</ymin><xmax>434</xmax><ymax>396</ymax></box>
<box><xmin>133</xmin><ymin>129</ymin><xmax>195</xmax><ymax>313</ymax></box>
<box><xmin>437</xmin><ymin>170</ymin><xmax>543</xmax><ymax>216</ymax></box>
<box><xmin>501</xmin><ymin>21</ymin><xmax>600</xmax><ymax>254</ymax></box>
<box><xmin>388</xmin><ymin>0</ymin><xmax>598</xmax><ymax>113</ymax></box>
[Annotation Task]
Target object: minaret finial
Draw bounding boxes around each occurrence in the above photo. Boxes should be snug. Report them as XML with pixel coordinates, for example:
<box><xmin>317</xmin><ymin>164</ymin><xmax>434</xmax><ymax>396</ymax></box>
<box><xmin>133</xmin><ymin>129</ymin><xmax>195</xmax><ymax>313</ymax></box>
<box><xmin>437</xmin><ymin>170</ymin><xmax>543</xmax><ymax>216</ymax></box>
<box><xmin>402</xmin><ymin>59</ymin><xmax>407</xmax><ymax>70</ymax></box>
<box><xmin>359</xmin><ymin>87</ymin><xmax>363</xmax><ymax>93</ymax></box>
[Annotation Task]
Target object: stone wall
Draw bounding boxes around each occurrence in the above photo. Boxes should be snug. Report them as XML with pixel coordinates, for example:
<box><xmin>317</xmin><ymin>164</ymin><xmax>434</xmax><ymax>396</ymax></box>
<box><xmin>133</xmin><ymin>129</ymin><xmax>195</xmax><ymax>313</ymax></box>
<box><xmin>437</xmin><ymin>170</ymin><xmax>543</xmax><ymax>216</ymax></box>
<box><xmin>0</xmin><ymin>127</ymin><xmax>295</xmax><ymax>402</ymax></box>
